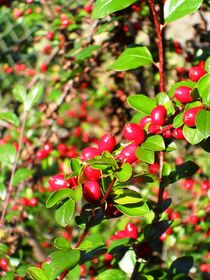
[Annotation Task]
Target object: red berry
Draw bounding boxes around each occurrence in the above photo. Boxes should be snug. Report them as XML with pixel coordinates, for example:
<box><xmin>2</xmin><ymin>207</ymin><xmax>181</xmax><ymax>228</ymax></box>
<box><xmin>57</xmin><ymin>143</ymin><xmax>68</xmax><ymax>156</ymax></box>
<box><xmin>125</xmin><ymin>223</ymin><xmax>138</xmax><ymax>239</ymax></box>
<box><xmin>0</xmin><ymin>258</ymin><xmax>9</xmax><ymax>271</ymax></box>
<box><xmin>183</xmin><ymin>107</ymin><xmax>202</xmax><ymax>127</ymax></box>
<box><xmin>81</xmin><ymin>147</ymin><xmax>100</xmax><ymax>161</ymax></box>
<box><xmin>148</xmin><ymin>162</ymin><xmax>160</xmax><ymax>175</ymax></box>
<box><xmin>139</xmin><ymin>116</ymin><xmax>151</xmax><ymax>129</ymax></box>
<box><xmin>83</xmin><ymin>181</ymin><xmax>101</xmax><ymax>203</ymax></box>
<box><xmin>172</xmin><ymin>127</ymin><xmax>185</xmax><ymax>140</ymax></box>
<box><xmin>98</xmin><ymin>133</ymin><xmax>116</xmax><ymax>153</ymax></box>
<box><xmin>160</xmin><ymin>227</ymin><xmax>173</xmax><ymax>241</ymax></box>
<box><xmin>148</xmin><ymin>123</ymin><xmax>161</xmax><ymax>134</ymax></box>
<box><xmin>183</xmin><ymin>179</ymin><xmax>194</xmax><ymax>191</ymax></box>
<box><xmin>169</xmin><ymin>211</ymin><xmax>181</xmax><ymax>220</ymax></box>
<box><xmin>188</xmin><ymin>214</ymin><xmax>199</xmax><ymax>225</ymax></box>
<box><xmin>174</xmin><ymin>86</ymin><xmax>192</xmax><ymax>104</ymax></box>
<box><xmin>201</xmin><ymin>179</ymin><xmax>210</xmax><ymax>192</ymax></box>
<box><xmin>43</xmin><ymin>143</ymin><xmax>52</xmax><ymax>153</ymax></box>
<box><xmin>84</xmin><ymin>165</ymin><xmax>101</xmax><ymax>181</ymax></box>
<box><xmin>189</xmin><ymin>66</ymin><xmax>206</xmax><ymax>82</ymax></box>
<box><xmin>36</xmin><ymin>149</ymin><xmax>49</xmax><ymax>159</ymax></box>
<box><xmin>150</xmin><ymin>105</ymin><xmax>167</xmax><ymax>126</ymax></box>
<box><xmin>48</xmin><ymin>174</ymin><xmax>70</xmax><ymax>191</ymax></box>
<box><xmin>123</xmin><ymin>123</ymin><xmax>145</xmax><ymax>144</ymax></box>
<box><xmin>162</xmin><ymin>129</ymin><xmax>172</xmax><ymax>139</ymax></box>
<box><xmin>68</xmin><ymin>176</ymin><xmax>78</xmax><ymax>190</ymax></box>
<box><xmin>19</xmin><ymin>197</ymin><xmax>28</xmax><ymax>206</ymax></box>
<box><xmin>119</xmin><ymin>143</ymin><xmax>138</xmax><ymax>163</ymax></box>
<box><xmin>28</xmin><ymin>197</ymin><xmax>38</xmax><ymax>207</ymax></box>
<box><xmin>84</xmin><ymin>5</ymin><xmax>93</xmax><ymax>13</ymax></box>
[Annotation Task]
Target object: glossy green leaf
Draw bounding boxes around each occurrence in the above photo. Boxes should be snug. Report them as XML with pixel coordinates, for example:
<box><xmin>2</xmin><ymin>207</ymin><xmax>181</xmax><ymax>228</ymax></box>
<box><xmin>42</xmin><ymin>249</ymin><xmax>80</xmax><ymax>280</ymax></box>
<box><xmin>183</xmin><ymin>125</ymin><xmax>204</xmax><ymax>144</ymax></box>
<box><xmin>168</xmin><ymin>80</ymin><xmax>195</xmax><ymax>98</ymax></box>
<box><xmin>75</xmin><ymin>45</ymin><xmax>100</xmax><ymax>61</ymax></box>
<box><xmin>198</xmin><ymin>73</ymin><xmax>210</xmax><ymax>105</ymax></box>
<box><xmin>28</xmin><ymin>267</ymin><xmax>48</xmax><ymax>280</ymax></box>
<box><xmin>196</xmin><ymin>110</ymin><xmax>210</xmax><ymax>139</ymax></box>
<box><xmin>136</xmin><ymin>147</ymin><xmax>155</xmax><ymax>164</ymax></box>
<box><xmin>205</xmin><ymin>56</ymin><xmax>210</xmax><ymax>72</ymax></box>
<box><xmin>142</xmin><ymin>135</ymin><xmax>165</xmax><ymax>151</ymax></box>
<box><xmin>116</xmin><ymin>201</ymin><xmax>149</xmax><ymax>216</ymax></box>
<box><xmin>13</xmin><ymin>168</ymin><xmax>33</xmax><ymax>186</ymax></box>
<box><xmin>0</xmin><ymin>112</ymin><xmax>19</xmax><ymax>127</ymax></box>
<box><xmin>173</xmin><ymin>113</ymin><xmax>184</xmax><ymax>128</ymax></box>
<box><xmin>87</xmin><ymin>151</ymin><xmax>118</xmax><ymax>169</ymax></box>
<box><xmin>155</xmin><ymin>92</ymin><xmax>175</xmax><ymax>115</ymax></box>
<box><xmin>169</xmin><ymin>256</ymin><xmax>193</xmax><ymax>275</ymax></box>
<box><xmin>0</xmin><ymin>183</ymin><xmax>6</xmax><ymax>200</ymax></box>
<box><xmin>55</xmin><ymin>199</ymin><xmax>75</xmax><ymax>227</ymax></box>
<box><xmin>113</xmin><ymin>189</ymin><xmax>142</xmax><ymax>204</ymax></box>
<box><xmin>69</xmin><ymin>158</ymin><xmax>81</xmax><ymax>173</ymax></box>
<box><xmin>92</xmin><ymin>0</ymin><xmax>137</xmax><ymax>19</ymax></box>
<box><xmin>109</xmin><ymin>46</ymin><xmax>153</xmax><ymax>71</ymax></box>
<box><xmin>164</xmin><ymin>0</ymin><xmax>203</xmax><ymax>24</ymax></box>
<box><xmin>46</xmin><ymin>189</ymin><xmax>78</xmax><ymax>208</ymax></box>
<box><xmin>13</xmin><ymin>84</ymin><xmax>27</xmax><ymax>104</ymax></box>
<box><xmin>96</xmin><ymin>269</ymin><xmax>127</xmax><ymax>280</ymax></box>
<box><xmin>54</xmin><ymin>237</ymin><xmax>70</xmax><ymax>250</ymax></box>
<box><xmin>128</xmin><ymin>94</ymin><xmax>156</xmax><ymax>115</ymax></box>
<box><xmin>115</xmin><ymin>163</ymin><xmax>132</xmax><ymax>182</ymax></box>
<box><xmin>0</xmin><ymin>144</ymin><xmax>16</xmax><ymax>165</ymax></box>
<box><xmin>25</xmin><ymin>84</ymin><xmax>44</xmax><ymax>111</ymax></box>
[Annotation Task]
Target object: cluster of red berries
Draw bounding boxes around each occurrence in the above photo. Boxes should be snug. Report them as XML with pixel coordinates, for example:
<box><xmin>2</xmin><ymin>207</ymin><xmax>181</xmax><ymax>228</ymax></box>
<box><xmin>109</xmin><ymin>223</ymin><xmax>138</xmax><ymax>241</ymax></box>
<box><xmin>19</xmin><ymin>197</ymin><xmax>38</xmax><ymax>207</ymax></box>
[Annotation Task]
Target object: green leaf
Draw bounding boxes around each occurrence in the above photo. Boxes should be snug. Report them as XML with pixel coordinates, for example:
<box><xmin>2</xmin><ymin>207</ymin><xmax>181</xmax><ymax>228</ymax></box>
<box><xmin>142</xmin><ymin>135</ymin><xmax>165</xmax><ymax>151</ymax></box>
<box><xmin>127</xmin><ymin>94</ymin><xmax>156</xmax><ymax>115</ymax></box>
<box><xmin>109</xmin><ymin>46</ymin><xmax>153</xmax><ymax>71</ymax></box>
<box><xmin>205</xmin><ymin>56</ymin><xmax>210</xmax><ymax>72</ymax></box>
<box><xmin>155</xmin><ymin>92</ymin><xmax>175</xmax><ymax>115</ymax></box>
<box><xmin>13</xmin><ymin>84</ymin><xmax>27</xmax><ymax>104</ymax></box>
<box><xmin>115</xmin><ymin>202</ymin><xmax>149</xmax><ymax>216</ymax></box>
<box><xmin>46</xmin><ymin>189</ymin><xmax>78</xmax><ymax>208</ymax></box>
<box><xmin>0</xmin><ymin>183</ymin><xmax>6</xmax><ymax>200</ymax></box>
<box><xmin>198</xmin><ymin>73</ymin><xmax>210</xmax><ymax>105</ymax></box>
<box><xmin>196</xmin><ymin>110</ymin><xmax>210</xmax><ymax>139</ymax></box>
<box><xmin>164</xmin><ymin>0</ymin><xmax>203</xmax><ymax>24</ymax></box>
<box><xmin>115</xmin><ymin>163</ymin><xmax>132</xmax><ymax>182</ymax></box>
<box><xmin>169</xmin><ymin>256</ymin><xmax>193</xmax><ymax>275</ymax></box>
<box><xmin>54</xmin><ymin>237</ymin><xmax>70</xmax><ymax>250</ymax></box>
<box><xmin>25</xmin><ymin>84</ymin><xmax>44</xmax><ymax>111</ymax></box>
<box><xmin>173</xmin><ymin>113</ymin><xmax>184</xmax><ymax>128</ymax></box>
<box><xmin>136</xmin><ymin>147</ymin><xmax>155</xmax><ymax>164</ymax></box>
<box><xmin>92</xmin><ymin>0</ymin><xmax>137</xmax><ymax>19</ymax></box>
<box><xmin>69</xmin><ymin>158</ymin><xmax>81</xmax><ymax>173</ymax></box>
<box><xmin>13</xmin><ymin>168</ymin><xmax>33</xmax><ymax>187</ymax></box>
<box><xmin>55</xmin><ymin>199</ymin><xmax>75</xmax><ymax>227</ymax></box>
<box><xmin>75</xmin><ymin>46</ymin><xmax>100</xmax><ymax>61</ymax></box>
<box><xmin>168</xmin><ymin>81</ymin><xmax>195</xmax><ymax>98</ymax></box>
<box><xmin>0</xmin><ymin>112</ymin><xmax>19</xmax><ymax>127</ymax></box>
<box><xmin>183</xmin><ymin>125</ymin><xmax>204</xmax><ymax>144</ymax></box>
<box><xmin>87</xmin><ymin>151</ymin><xmax>118</xmax><ymax>170</ymax></box>
<box><xmin>0</xmin><ymin>144</ymin><xmax>16</xmax><ymax>165</ymax></box>
<box><xmin>113</xmin><ymin>189</ymin><xmax>142</xmax><ymax>204</ymax></box>
<box><xmin>27</xmin><ymin>267</ymin><xmax>48</xmax><ymax>280</ymax></box>
<box><xmin>1</xmin><ymin>271</ymin><xmax>15</xmax><ymax>280</ymax></box>
<box><xmin>42</xmin><ymin>249</ymin><xmax>80</xmax><ymax>280</ymax></box>
<box><xmin>96</xmin><ymin>269</ymin><xmax>127</xmax><ymax>280</ymax></box>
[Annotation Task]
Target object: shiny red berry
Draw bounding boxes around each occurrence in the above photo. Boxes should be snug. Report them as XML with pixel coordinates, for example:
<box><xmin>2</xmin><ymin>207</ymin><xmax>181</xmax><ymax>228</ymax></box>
<box><xmin>43</xmin><ymin>143</ymin><xmax>52</xmax><ymax>153</ymax></box>
<box><xmin>139</xmin><ymin>116</ymin><xmax>151</xmax><ymax>129</ymax></box>
<box><xmin>183</xmin><ymin>107</ymin><xmax>202</xmax><ymax>127</ymax></box>
<box><xmin>123</xmin><ymin>123</ymin><xmax>145</xmax><ymax>144</ymax></box>
<box><xmin>189</xmin><ymin>66</ymin><xmax>206</xmax><ymax>82</ymax></box>
<box><xmin>148</xmin><ymin>123</ymin><xmax>161</xmax><ymax>134</ymax></box>
<box><xmin>81</xmin><ymin>147</ymin><xmax>100</xmax><ymax>161</ymax></box>
<box><xmin>98</xmin><ymin>133</ymin><xmax>116</xmax><ymax>153</ymax></box>
<box><xmin>125</xmin><ymin>223</ymin><xmax>138</xmax><ymax>239</ymax></box>
<box><xmin>150</xmin><ymin>105</ymin><xmax>167</xmax><ymax>126</ymax></box>
<box><xmin>84</xmin><ymin>165</ymin><xmax>101</xmax><ymax>181</ymax></box>
<box><xmin>83</xmin><ymin>181</ymin><xmax>101</xmax><ymax>203</ymax></box>
<box><xmin>36</xmin><ymin>149</ymin><xmax>49</xmax><ymax>159</ymax></box>
<box><xmin>172</xmin><ymin>127</ymin><xmax>185</xmax><ymax>140</ymax></box>
<box><xmin>174</xmin><ymin>86</ymin><xmax>192</xmax><ymax>103</ymax></box>
<box><xmin>28</xmin><ymin>197</ymin><xmax>38</xmax><ymax>207</ymax></box>
<box><xmin>48</xmin><ymin>174</ymin><xmax>70</xmax><ymax>191</ymax></box>
<box><xmin>119</xmin><ymin>143</ymin><xmax>138</xmax><ymax>163</ymax></box>
<box><xmin>0</xmin><ymin>258</ymin><xmax>9</xmax><ymax>271</ymax></box>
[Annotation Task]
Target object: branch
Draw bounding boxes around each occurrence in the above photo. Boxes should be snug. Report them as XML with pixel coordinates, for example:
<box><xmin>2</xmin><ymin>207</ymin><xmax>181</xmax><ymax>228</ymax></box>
<box><xmin>147</xmin><ymin>0</ymin><xmax>165</xmax><ymax>92</ymax></box>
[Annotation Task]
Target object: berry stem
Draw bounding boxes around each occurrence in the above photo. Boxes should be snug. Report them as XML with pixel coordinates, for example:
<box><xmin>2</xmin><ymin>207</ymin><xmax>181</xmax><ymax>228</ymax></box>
<box><xmin>0</xmin><ymin>110</ymin><xmax>27</xmax><ymax>228</ymax></box>
<box><xmin>147</xmin><ymin>0</ymin><xmax>165</xmax><ymax>92</ymax></box>
<box><xmin>100</xmin><ymin>179</ymin><xmax>116</xmax><ymax>205</ymax></box>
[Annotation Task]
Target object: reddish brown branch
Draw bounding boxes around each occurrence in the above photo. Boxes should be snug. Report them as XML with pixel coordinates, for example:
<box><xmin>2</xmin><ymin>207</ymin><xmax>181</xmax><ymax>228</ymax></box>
<box><xmin>100</xmin><ymin>179</ymin><xmax>115</xmax><ymax>205</ymax></box>
<box><xmin>147</xmin><ymin>0</ymin><xmax>165</xmax><ymax>92</ymax></box>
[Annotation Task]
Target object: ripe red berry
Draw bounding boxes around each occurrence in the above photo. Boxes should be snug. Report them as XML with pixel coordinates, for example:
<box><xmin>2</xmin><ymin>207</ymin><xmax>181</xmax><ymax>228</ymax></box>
<box><xmin>174</xmin><ymin>86</ymin><xmax>192</xmax><ymax>104</ymax></box>
<box><xmin>84</xmin><ymin>5</ymin><xmax>93</xmax><ymax>13</ymax></box>
<box><xmin>98</xmin><ymin>133</ymin><xmax>116</xmax><ymax>153</ymax></box>
<box><xmin>83</xmin><ymin>181</ymin><xmax>101</xmax><ymax>203</ymax></box>
<box><xmin>125</xmin><ymin>223</ymin><xmax>138</xmax><ymax>239</ymax></box>
<box><xmin>36</xmin><ymin>149</ymin><xmax>49</xmax><ymax>159</ymax></box>
<box><xmin>169</xmin><ymin>211</ymin><xmax>181</xmax><ymax>220</ymax></box>
<box><xmin>148</xmin><ymin>162</ymin><xmax>160</xmax><ymax>175</ymax></box>
<box><xmin>183</xmin><ymin>107</ymin><xmax>202</xmax><ymax>127</ymax></box>
<box><xmin>68</xmin><ymin>176</ymin><xmax>78</xmax><ymax>190</ymax></box>
<box><xmin>139</xmin><ymin>116</ymin><xmax>151</xmax><ymax>129</ymax></box>
<box><xmin>189</xmin><ymin>66</ymin><xmax>206</xmax><ymax>82</ymax></box>
<box><xmin>84</xmin><ymin>165</ymin><xmax>101</xmax><ymax>181</ymax></box>
<box><xmin>150</xmin><ymin>105</ymin><xmax>167</xmax><ymax>126</ymax></box>
<box><xmin>81</xmin><ymin>147</ymin><xmax>100</xmax><ymax>161</ymax></box>
<box><xmin>172</xmin><ymin>127</ymin><xmax>185</xmax><ymax>140</ymax></box>
<box><xmin>162</xmin><ymin>129</ymin><xmax>172</xmax><ymax>139</ymax></box>
<box><xmin>28</xmin><ymin>197</ymin><xmax>38</xmax><ymax>207</ymax></box>
<box><xmin>43</xmin><ymin>143</ymin><xmax>52</xmax><ymax>153</ymax></box>
<box><xmin>123</xmin><ymin>123</ymin><xmax>145</xmax><ymax>144</ymax></box>
<box><xmin>148</xmin><ymin>123</ymin><xmax>161</xmax><ymax>134</ymax></box>
<box><xmin>48</xmin><ymin>174</ymin><xmax>70</xmax><ymax>191</ymax></box>
<box><xmin>183</xmin><ymin>179</ymin><xmax>194</xmax><ymax>191</ymax></box>
<box><xmin>188</xmin><ymin>214</ymin><xmax>199</xmax><ymax>225</ymax></box>
<box><xmin>0</xmin><ymin>258</ymin><xmax>9</xmax><ymax>271</ymax></box>
<box><xmin>119</xmin><ymin>143</ymin><xmax>138</xmax><ymax>163</ymax></box>
<box><xmin>57</xmin><ymin>143</ymin><xmax>68</xmax><ymax>156</ymax></box>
